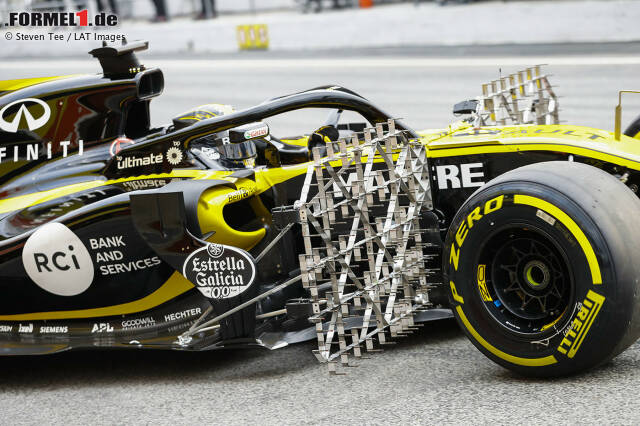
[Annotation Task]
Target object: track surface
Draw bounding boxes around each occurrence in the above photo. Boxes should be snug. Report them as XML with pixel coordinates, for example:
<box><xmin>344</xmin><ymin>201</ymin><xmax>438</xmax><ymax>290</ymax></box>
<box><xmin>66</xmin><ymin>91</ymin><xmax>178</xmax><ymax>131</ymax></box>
<box><xmin>1</xmin><ymin>54</ymin><xmax>640</xmax><ymax>424</ymax></box>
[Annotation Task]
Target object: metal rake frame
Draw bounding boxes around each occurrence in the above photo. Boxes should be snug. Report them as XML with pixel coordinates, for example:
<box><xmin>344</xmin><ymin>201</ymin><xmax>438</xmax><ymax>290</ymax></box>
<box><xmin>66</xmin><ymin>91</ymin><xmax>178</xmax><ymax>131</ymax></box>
<box><xmin>474</xmin><ymin>65</ymin><xmax>560</xmax><ymax>127</ymax></box>
<box><xmin>297</xmin><ymin>119</ymin><xmax>435</xmax><ymax>372</ymax></box>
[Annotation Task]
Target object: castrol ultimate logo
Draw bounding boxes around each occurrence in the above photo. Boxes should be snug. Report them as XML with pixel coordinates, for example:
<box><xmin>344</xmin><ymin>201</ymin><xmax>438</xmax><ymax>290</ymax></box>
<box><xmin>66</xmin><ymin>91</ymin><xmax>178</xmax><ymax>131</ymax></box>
<box><xmin>183</xmin><ymin>243</ymin><xmax>256</xmax><ymax>299</ymax></box>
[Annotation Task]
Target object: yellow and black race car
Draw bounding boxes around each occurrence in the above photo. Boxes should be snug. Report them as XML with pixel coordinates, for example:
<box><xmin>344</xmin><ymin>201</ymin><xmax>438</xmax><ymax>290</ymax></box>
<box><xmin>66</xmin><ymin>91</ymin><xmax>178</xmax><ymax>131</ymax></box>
<box><xmin>1</xmin><ymin>40</ymin><xmax>640</xmax><ymax>378</ymax></box>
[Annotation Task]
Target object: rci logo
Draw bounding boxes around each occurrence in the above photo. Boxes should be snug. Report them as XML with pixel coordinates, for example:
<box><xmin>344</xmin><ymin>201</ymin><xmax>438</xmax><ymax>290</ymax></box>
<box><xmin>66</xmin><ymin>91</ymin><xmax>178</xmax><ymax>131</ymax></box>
<box><xmin>22</xmin><ymin>223</ymin><xmax>94</xmax><ymax>296</ymax></box>
<box><xmin>0</xmin><ymin>98</ymin><xmax>51</xmax><ymax>133</ymax></box>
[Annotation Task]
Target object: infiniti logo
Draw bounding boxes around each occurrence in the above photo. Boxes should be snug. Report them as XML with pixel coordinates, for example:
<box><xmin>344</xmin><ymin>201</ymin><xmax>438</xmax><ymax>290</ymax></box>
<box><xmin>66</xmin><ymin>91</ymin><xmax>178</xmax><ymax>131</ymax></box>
<box><xmin>0</xmin><ymin>98</ymin><xmax>51</xmax><ymax>133</ymax></box>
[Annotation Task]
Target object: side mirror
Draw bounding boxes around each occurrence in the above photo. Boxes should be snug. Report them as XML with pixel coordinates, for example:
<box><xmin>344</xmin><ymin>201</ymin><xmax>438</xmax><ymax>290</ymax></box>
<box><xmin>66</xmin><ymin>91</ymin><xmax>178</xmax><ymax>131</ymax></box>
<box><xmin>219</xmin><ymin>141</ymin><xmax>257</xmax><ymax>161</ymax></box>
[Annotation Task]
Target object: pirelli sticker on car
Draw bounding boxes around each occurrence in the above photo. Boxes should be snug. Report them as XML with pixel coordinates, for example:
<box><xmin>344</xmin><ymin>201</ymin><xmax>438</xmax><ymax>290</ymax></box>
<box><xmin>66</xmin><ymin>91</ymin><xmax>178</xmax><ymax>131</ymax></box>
<box><xmin>183</xmin><ymin>243</ymin><xmax>256</xmax><ymax>299</ymax></box>
<box><xmin>227</xmin><ymin>186</ymin><xmax>257</xmax><ymax>203</ymax></box>
<box><xmin>557</xmin><ymin>290</ymin><xmax>605</xmax><ymax>358</ymax></box>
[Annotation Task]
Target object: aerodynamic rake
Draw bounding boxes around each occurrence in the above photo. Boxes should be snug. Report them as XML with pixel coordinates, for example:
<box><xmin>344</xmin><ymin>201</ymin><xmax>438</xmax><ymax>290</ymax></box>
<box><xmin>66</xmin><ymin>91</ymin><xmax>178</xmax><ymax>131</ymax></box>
<box><xmin>475</xmin><ymin>65</ymin><xmax>560</xmax><ymax>126</ymax></box>
<box><xmin>297</xmin><ymin>119</ymin><xmax>438</xmax><ymax>373</ymax></box>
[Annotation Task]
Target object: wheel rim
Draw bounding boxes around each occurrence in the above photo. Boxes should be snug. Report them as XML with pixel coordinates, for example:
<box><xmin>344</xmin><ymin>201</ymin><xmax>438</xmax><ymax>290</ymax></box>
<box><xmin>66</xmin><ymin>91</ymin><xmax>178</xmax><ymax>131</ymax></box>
<box><xmin>478</xmin><ymin>227</ymin><xmax>573</xmax><ymax>336</ymax></box>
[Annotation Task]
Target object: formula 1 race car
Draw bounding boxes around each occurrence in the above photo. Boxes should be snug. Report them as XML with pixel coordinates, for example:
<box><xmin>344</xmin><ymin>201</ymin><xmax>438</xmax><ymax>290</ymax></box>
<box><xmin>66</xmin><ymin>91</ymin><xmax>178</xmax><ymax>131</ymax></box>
<box><xmin>2</xmin><ymin>40</ymin><xmax>640</xmax><ymax>378</ymax></box>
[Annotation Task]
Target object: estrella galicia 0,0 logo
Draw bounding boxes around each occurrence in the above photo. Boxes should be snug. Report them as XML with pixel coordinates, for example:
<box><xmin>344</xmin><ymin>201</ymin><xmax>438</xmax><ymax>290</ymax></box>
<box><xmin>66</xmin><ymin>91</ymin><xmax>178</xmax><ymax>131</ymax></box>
<box><xmin>183</xmin><ymin>243</ymin><xmax>256</xmax><ymax>299</ymax></box>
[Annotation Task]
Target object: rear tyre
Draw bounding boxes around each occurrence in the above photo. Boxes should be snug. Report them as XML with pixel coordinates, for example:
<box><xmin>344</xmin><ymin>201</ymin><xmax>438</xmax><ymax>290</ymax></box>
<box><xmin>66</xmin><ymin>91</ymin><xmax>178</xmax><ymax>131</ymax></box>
<box><xmin>443</xmin><ymin>161</ymin><xmax>640</xmax><ymax>377</ymax></box>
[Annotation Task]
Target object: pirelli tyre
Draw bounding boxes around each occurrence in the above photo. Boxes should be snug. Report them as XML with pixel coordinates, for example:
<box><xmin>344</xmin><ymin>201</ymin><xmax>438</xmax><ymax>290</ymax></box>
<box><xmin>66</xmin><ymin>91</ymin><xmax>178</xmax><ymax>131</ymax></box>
<box><xmin>443</xmin><ymin>161</ymin><xmax>640</xmax><ymax>377</ymax></box>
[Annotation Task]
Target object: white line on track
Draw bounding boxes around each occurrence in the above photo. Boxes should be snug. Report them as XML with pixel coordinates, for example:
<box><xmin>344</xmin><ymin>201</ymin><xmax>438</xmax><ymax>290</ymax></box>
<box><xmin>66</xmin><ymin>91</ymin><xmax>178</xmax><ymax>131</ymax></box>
<box><xmin>1</xmin><ymin>55</ymin><xmax>640</xmax><ymax>70</ymax></box>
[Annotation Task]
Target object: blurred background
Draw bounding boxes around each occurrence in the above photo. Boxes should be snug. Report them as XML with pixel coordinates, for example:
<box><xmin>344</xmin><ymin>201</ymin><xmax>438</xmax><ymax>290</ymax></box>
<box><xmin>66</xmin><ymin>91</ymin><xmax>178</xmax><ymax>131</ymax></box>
<box><xmin>0</xmin><ymin>0</ymin><xmax>565</xmax><ymax>20</ymax></box>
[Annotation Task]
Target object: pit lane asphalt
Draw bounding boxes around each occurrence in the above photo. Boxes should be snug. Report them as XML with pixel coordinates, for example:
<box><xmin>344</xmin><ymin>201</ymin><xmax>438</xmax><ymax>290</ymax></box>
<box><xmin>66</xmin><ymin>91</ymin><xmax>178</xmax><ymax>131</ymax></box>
<box><xmin>1</xmin><ymin>54</ymin><xmax>640</xmax><ymax>425</ymax></box>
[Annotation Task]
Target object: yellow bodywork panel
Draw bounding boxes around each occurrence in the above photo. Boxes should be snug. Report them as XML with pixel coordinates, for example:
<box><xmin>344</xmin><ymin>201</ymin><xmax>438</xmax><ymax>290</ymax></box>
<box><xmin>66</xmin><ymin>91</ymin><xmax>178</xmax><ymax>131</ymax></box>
<box><xmin>197</xmin><ymin>162</ymin><xmax>310</xmax><ymax>250</ymax></box>
<box><xmin>0</xmin><ymin>75</ymin><xmax>77</xmax><ymax>92</ymax></box>
<box><xmin>280</xmin><ymin>136</ymin><xmax>309</xmax><ymax>147</ymax></box>
<box><xmin>420</xmin><ymin>124</ymin><xmax>640</xmax><ymax>170</ymax></box>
